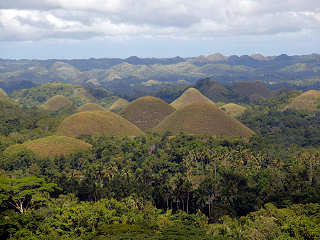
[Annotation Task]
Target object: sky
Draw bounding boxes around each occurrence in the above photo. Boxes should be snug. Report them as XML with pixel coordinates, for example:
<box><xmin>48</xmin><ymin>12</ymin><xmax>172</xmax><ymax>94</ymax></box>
<box><xmin>0</xmin><ymin>0</ymin><xmax>319</xmax><ymax>59</ymax></box>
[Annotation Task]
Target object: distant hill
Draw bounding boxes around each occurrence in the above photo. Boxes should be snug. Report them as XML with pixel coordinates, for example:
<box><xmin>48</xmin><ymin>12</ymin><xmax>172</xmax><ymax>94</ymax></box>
<box><xmin>154</xmin><ymin>102</ymin><xmax>254</xmax><ymax>138</ymax></box>
<box><xmin>285</xmin><ymin>90</ymin><xmax>320</xmax><ymax>111</ymax></box>
<box><xmin>56</xmin><ymin>110</ymin><xmax>144</xmax><ymax>137</ymax></box>
<box><xmin>170</xmin><ymin>88</ymin><xmax>215</xmax><ymax>109</ymax></box>
<box><xmin>41</xmin><ymin>95</ymin><xmax>73</xmax><ymax>111</ymax></box>
<box><xmin>21</xmin><ymin>136</ymin><xmax>91</xmax><ymax>158</ymax></box>
<box><xmin>12</xmin><ymin>82</ymin><xmax>116</xmax><ymax>109</ymax></box>
<box><xmin>195</xmin><ymin>78</ymin><xmax>234</xmax><ymax>102</ymax></box>
<box><xmin>109</xmin><ymin>98</ymin><xmax>129</xmax><ymax>113</ymax></box>
<box><xmin>230</xmin><ymin>81</ymin><xmax>273</xmax><ymax>101</ymax></box>
<box><xmin>77</xmin><ymin>103</ymin><xmax>105</xmax><ymax>112</ymax></box>
<box><xmin>220</xmin><ymin>103</ymin><xmax>247</xmax><ymax>118</ymax></box>
<box><xmin>120</xmin><ymin>96</ymin><xmax>175</xmax><ymax>131</ymax></box>
<box><xmin>48</xmin><ymin>62</ymin><xmax>81</xmax><ymax>83</ymax></box>
<box><xmin>1</xmin><ymin>54</ymin><xmax>320</xmax><ymax>100</ymax></box>
<box><xmin>0</xmin><ymin>88</ymin><xmax>7</xmax><ymax>98</ymax></box>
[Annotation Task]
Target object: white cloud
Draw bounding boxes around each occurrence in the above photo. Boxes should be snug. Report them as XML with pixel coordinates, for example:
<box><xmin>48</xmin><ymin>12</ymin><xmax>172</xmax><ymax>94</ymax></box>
<box><xmin>0</xmin><ymin>0</ymin><xmax>319</xmax><ymax>41</ymax></box>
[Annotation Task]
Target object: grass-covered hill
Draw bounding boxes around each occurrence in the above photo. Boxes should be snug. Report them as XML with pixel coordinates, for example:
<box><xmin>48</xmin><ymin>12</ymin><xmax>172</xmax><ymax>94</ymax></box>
<box><xmin>2</xmin><ymin>54</ymin><xmax>320</xmax><ymax>100</ymax></box>
<box><xmin>56</xmin><ymin>110</ymin><xmax>144</xmax><ymax>137</ymax></box>
<box><xmin>40</xmin><ymin>95</ymin><xmax>73</xmax><ymax>111</ymax></box>
<box><xmin>154</xmin><ymin>102</ymin><xmax>254</xmax><ymax>138</ymax></box>
<box><xmin>0</xmin><ymin>88</ymin><xmax>8</xmax><ymax>98</ymax></box>
<box><xmin>4</xmin><ymin>136</ymin><xmax>91</xmax><ymax>159</ymax></box>
<box><xmin>284</xmin><ymin>90</ymin><xmax>320</xmax><ymax>111</ymax></box>
<box><xmin>230</xmin><ymin>81</ymin><xmax>274</xmax><ymax>101</ymax></box>
<box><xmin>120</xmin><ymin>96</ymin><xmax>175</xmax><ymax>131</ymax></box>
<box><xmin>109</xmin><ymin>98</ymin><xmax>129</xmax><ymax>113</ymax></box>
<box><xmin>194</xmin><ymin>78</ymin><xmax>233</xmax><ymax>102</ymax></box>
<box><xmin>77</xmin><ymin>103</ymin><xmax>105</xmax><ymax>112</ymax></box>
<box><xmin>12</xmin><ymin>82</ymin><xmax>117</xmax><ymax>109</ymax></box>
<box><xmin>220</xmin><ymin>103</ymin><xmax>247</xmax><ymax>118</ymax></box>
<box><xmin>170</xmin><ymin>88</ymin><xmax>215</xmax><ymax>109</ymax></box>
<box><xmin>194</xmin><ymin>78</ymin><xmax>275</xmax><ymax>104</ymax></box>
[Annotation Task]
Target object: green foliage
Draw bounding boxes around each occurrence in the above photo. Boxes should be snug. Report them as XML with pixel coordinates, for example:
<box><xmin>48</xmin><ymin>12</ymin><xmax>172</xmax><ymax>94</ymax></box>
<box><xmin>0</xmin><ymin>176</ymin><xmax>58</xmax><ymax>213</ymax></box>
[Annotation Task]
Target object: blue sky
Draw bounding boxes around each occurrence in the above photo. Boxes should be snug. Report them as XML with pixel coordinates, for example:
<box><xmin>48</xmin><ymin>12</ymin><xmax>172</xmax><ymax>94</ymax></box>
<box><xmin>0</xmin><ymin>0</ymin><xmax>319</xmax><ymax>59</ymax></box>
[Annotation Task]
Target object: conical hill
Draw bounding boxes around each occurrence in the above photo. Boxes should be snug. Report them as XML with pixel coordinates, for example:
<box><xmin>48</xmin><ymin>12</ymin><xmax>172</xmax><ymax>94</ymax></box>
<box><xmin>120</xmin><ymin>96</ymin><xmax>175</xmax><ymax>131</ymax></box>
<box><xmin>109</xmin><ymin>98</ymin><xmax>129</xmax><ymax>113</ymax></box>
<box><xmin>285</xmin><ymin>90</ymin><xmax>320</xmax><ymax>111</ymax></box>
<box><xmin>154</xmin><ymin>102</ymin><xmax>254</xmax><ymax>138</ymax></box>
<box><xmin>170</xmin><ymin>88</ymin><xmax>215</xmax><ymax>109</ymax></box>
<box><xmin>41</xmin><ymin>95</ymin><xmax>72</xmax><ymax>111</ymax></box>
<box><xmin>56</xmin><ymin>110</ymin><xmax>144</xmax><ymax>137</ymax></box>
<box><xmin>77</xmin><ymin>103</ymin><xmax>105</xmax><ymax>112</ymax></box>
<box><xmin>220</xmin><ymin>103</ymin><xmax>247</xmax><ymax>118</ymax></box>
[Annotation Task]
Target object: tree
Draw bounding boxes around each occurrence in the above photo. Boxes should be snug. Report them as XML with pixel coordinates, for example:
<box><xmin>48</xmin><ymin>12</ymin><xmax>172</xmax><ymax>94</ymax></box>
<box><xmin>0</xmin><ymin>176</ymin><xmax>58</xmax><ymax>213</ymax></box>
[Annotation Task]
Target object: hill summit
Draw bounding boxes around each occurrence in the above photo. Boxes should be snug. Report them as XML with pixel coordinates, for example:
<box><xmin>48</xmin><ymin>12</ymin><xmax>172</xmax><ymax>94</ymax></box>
<box><xmin>4</xmin><ymin>136</ymin><xmax>91</xmax><ymax>159</ymax></box>
<box><xmin>109</xmin><ymin>98</ymin><xmax>129</xmax><ymax>113</ymax></box>
<box><xmin>285</xmin><ymin>90</ymin><xmax>320</xmax><ymax>111</ymax></box>
<box><xmin>56</xmin><ymin>110</ymin><xmax>144</xmax><ymax>137</ymax></box>
<box><xmin>220</xmin><ymin>103</ymin><xmax>247</xmax><ymax>118</ymax></box>
<box><xmin>41</xmin><ymin>95</ymin><xmax>72</xmax><ymax>111</ymax></box>
<box><xmin>170</xmin><ymin>88</ymin><xmax>215</xmax><ymax>109</ymax></box>
<box><xmin>0</xmin><ymin>88</ymin><xmax>8</xmax><ymax>98</ymax></box>
<box><xmin>120</xmin><ymin>96</ymin><xmax>175</xmax><ymax>131</ymax></box>
<box><xmin>77</xmin><ymin>103</ymin><xmax>105</xmax><ymax>112</ymax></box>
<box><xmin>154</xmin><ymin>102</ymin><xmax>254</xmax><ymax>138</ymax></box>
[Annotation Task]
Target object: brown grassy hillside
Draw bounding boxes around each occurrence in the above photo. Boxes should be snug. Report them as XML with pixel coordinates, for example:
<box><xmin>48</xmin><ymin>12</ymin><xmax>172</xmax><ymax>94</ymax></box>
<box><xmin>77</xmin><ymin>103</ymin><xmax>105</xmax><ymax>112</ymax></box>
<box><xmin>56</xmin><ymin>110</ymin><xmax>144</xmax><ymax>137</ymax></box>
<box><xmin>109</xmin><ymin>98</ymin><xmax>129</xmax><ymax>113</ymax></box>
<box><xmin>154</xmin><ymin>102</ymin><xmax>254</xmax><ymax>138</ymax></box>
<box><xmin>170</xmin><ymin>88</ymin><xmax>215</xmax><ymax>109</ymax></box>
<box><xmin>41</xmin><ymin>95</ymin><xmax>72</xmax><ymax>111</ymax></box>
<box><xmin>230</xmin><ymin>81</ymin><xmax>273</xmax><ymax>100</ymax></box>
<box><xmin>0</xmin><ymin>88</ymin><xmax>7</xmax><ymax>98</ymax></box>
<box><xmin>23</xmin><ymin>136</ymin><xmax>91</xmax><ymax>158</ymax></box>
<box><xmin>195</xmin><ymin>79</ymin><xmax>232</xmax><ymax>102</ymax></box>
<box><xmin>120</xmin><ymin>96</ymin><xmax>175</xmax><ymax>131</ymax></box>
<box><xmin>220</xmin><ymin>103</ymin><xmax>247</xmax><ymax>118</ymax></box>
<box><xmin>285</xmin><ymin>90</ymin><xmax>320</xmax><ymax>111</ymax></box>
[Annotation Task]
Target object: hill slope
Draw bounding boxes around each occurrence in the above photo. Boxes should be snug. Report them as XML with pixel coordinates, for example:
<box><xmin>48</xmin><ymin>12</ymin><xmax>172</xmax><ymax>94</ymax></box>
<box><xmin>41</xmin><ymin>95</ymin><xmax>73</xmax><ymax>111</ymax></box>
<box><xmin>170</xmin><ymin>88</ymin><xmax>215</xmax><ymax>109</ymax></box>
<box><xmin>77</xmin><ymin>103</ymin><xmax>105</xmax><ymax>112</ymax></box>
<box><xmin>285</xmin><ymin>90</ymin><xmax>320</xmax><ymax>111</ymax></box>
<box><xmin>154</xmin><ymin>102</ymin><xmax>254</xmax><ymax>138</ymax></box>
<box><xmin>220</xmin><ymin>103</ymin><xmax>247</xmax><ymax>118</ymax></box>
<box><xmin>120</xmin><ymin>96</ymin><xmax>175</xmax><ymax>131</ymax></box>
<box><xmin>0</xmin><ymin>88</ymin><xmax>8</xmax><ymax>98</ymax></box>
<box><xmin>195</xmin><ymin>78</ymin><xmax>233</xmax><ymax>102</ymax></box>
<box><xmin>109</xmin><ymin>98</ymin><xmax>130</xmax><ymax>113</ymax></box>
<box><xmin>22</xmin><ymin>136</ymin><xmax>92</xmax><ymax>158</ymax></box>
<box><xmin>230</xmin><ymin>81</ymin><xmax>273</xmax><ymax>102</ymax></box>
<box><xmin>12</xmin><ymin>82</ymin><xmax>116</xmax><ymax>108</ymax></box>
<box><xmin>56</xmin><ymin>110</ymin><xmax>144</xmax><ymax>137</ymax></box>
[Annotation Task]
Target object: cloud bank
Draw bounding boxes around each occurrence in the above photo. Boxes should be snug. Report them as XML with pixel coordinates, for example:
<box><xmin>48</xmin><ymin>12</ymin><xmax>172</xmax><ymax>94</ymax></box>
<box><xmin>0</xmin><ymin>0</ymin><xmax>319</xmax><ymax>41</ymax></box>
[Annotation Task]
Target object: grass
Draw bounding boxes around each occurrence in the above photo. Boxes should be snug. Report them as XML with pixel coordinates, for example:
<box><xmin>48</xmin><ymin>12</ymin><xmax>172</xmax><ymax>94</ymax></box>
<box><xmin>0</xmin><ymin>88</ymin><xmax>7</xmax><ymax>98</ymax></box>
<box><xmin>170</xmin><ymin>88</ymin><xmax>215</xmax><ymax>109</ymax></box>
<box><xmin>285</xmin><ymin>90</ymin><xmax>320</xmax><ymax>111</ymax></box>
<box><xmin>56</xmin><ymin>110</ymin><xmax>144</xmax><ymax>137</ymax></box>
<box><xmin>220</xmin><ymin>103</ymin><xmax>247</xmax><ymax>118</ymax></box>
<box><xmin>77</xmin><ymin>103</ymin><xmax>105</xmax><ymax>112</ymax></box>
<box><xmin>109</xmin><ymin>98</ymin><xmax>129</xmax><ymax>113</ymax></box>
<box><xmin>6</xmin><ymin>136</ymin><xmax>91</xmax><ymax>159</ymax></box>
<box><xmin>230</xmin><ymin>81</ymin><xmax>273</xmax><ymax>99</ymax></box>
<box><xmin>41</xmin><ymin>95</ymin><xmax>72</xmax><ymax>111</ymax></box>
<box><xmin>154</xmin><ymin>102</ymin><xmax>254</xmax><ymax>138</ymax></box>
<box><xmin>120</xmin><ymin>96</ymin><xmax>175</xmax><ymax>131</ymax></box>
